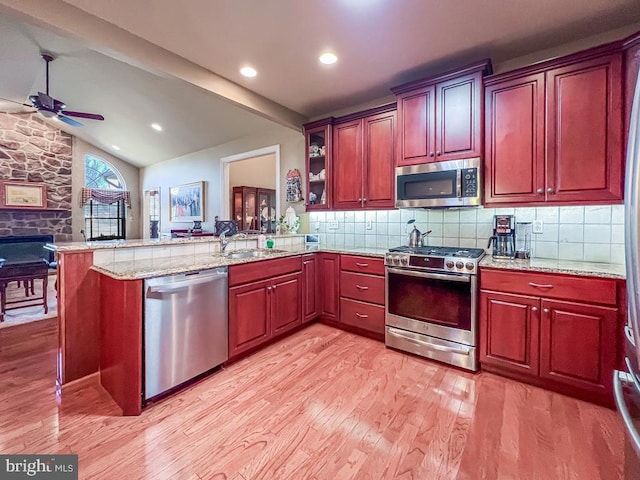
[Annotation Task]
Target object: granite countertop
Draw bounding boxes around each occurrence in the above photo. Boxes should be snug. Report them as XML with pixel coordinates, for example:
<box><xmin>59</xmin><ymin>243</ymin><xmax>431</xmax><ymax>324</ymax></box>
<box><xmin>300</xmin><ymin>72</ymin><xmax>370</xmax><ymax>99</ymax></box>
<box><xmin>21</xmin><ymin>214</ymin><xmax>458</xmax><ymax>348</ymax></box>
<box><xmin>479</xmin><ymin>255</ymin><xmax>626</xmax><ymax>280</ymax></box>
<box><xmin>92</xmin><ymin>245</ymin><xmax>387</xmax><ymax>280</ymax></box>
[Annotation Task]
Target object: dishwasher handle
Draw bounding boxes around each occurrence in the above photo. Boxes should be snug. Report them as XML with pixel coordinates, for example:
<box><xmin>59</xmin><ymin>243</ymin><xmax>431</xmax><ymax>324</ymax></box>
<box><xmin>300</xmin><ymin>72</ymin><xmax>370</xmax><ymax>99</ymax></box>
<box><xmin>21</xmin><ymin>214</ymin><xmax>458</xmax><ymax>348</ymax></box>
<box><xmin>146</xmin><ymin>270</ymin><xmax>227</xmax><ymax>295</ymax></box>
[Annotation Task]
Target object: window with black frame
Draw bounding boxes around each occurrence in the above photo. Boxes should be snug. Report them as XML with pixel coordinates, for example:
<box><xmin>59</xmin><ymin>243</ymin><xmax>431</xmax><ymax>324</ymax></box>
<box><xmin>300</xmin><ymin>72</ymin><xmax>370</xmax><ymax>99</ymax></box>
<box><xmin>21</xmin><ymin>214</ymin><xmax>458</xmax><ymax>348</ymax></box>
<box><xmin>83</xmin><ymin>155</ymin><xmax>128</xmax><ymax>241</ymax></box>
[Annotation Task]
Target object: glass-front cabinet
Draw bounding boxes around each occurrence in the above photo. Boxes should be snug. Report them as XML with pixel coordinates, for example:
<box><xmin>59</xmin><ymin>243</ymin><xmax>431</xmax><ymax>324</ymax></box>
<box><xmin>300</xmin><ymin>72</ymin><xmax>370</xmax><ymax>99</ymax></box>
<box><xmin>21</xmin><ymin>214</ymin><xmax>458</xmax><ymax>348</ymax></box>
<box><xmin>304</xmin><ymin>118</ymin><xmax>333</xmax><ymax>211</ymax></box>
<box><xmin>232</xmin><ymin>186</ymin><xmax>276</xmax><ymax>233</ymax></box>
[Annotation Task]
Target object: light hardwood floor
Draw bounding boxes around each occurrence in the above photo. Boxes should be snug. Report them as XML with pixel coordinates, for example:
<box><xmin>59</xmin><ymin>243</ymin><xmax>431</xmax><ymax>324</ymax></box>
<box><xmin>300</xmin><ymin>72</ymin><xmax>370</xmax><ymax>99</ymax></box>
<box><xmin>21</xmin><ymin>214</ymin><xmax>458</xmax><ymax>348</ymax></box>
<box><xmin>0</xmin><ymin>319</ymin><xmax>625</xmax><ymax>479</ymax></box>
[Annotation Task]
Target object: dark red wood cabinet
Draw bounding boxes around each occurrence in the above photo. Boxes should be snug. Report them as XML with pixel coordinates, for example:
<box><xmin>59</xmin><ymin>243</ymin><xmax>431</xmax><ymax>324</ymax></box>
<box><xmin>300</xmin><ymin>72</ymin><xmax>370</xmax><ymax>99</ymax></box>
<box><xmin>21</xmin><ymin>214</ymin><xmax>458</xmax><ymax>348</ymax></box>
<box><xmin>332</xmin><ymin>106</ymin><xmax>396</xmax><ymax>210</ymax></box>
<box><xmin>392</xmin><ymin>60</ymin><xmax>491</xmax><ymax>167</ymax></box>
<box><xmin>228</xmin><ymin>257</ymin><xmax>302</xmax><ymax>359</ymax></box>
<box><xmin>485</xmin><ymin>48</ymin><xmax>623</xmax><ymax>206</ymax></box>
<box><xmin>302</xmin><ymin>254</ymin><xmax>318</xmax><ymax>323</ymax></box>
<box><xmin>480</xmin><ymin>290</ymin><xmax>540</xmax><ymax>377</ymax></box>
<box><xmin>337</xmin><ymin>255</ymin><xmax>385</xmax><ymax>338</ymax></box>
<box><xmin>318</xmin><ymin>252</ymin><xmax>340</xmax><ymax>322</ymax></box>
<box><xmin>303</xmin><ymin>119</ymin><xmax>333</xmax><ymax>211</ymax></box>
<box><xmin>479</xmin><ymin>268</ymin><xmax>620</xmax><ymax>405</ymax></box>
<box><xmin>333</xmin><ymin>119</ymin><xmax>363</xmax><ymax>210</ymax></box>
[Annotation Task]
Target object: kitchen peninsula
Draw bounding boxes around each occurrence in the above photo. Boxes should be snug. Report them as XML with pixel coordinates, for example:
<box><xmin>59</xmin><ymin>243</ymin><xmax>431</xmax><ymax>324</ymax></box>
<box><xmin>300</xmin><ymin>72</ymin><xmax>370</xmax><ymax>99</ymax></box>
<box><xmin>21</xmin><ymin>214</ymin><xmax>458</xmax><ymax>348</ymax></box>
<box><xmin>52</xmin><ymin>235</ymin><xmax>307</xmax><ymax>389</ymax></box>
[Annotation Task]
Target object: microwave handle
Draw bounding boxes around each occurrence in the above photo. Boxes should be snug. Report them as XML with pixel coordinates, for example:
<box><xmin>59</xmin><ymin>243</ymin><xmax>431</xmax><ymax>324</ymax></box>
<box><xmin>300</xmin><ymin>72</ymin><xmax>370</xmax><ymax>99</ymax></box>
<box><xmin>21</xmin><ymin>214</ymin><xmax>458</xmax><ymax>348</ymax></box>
<box><xmin>456</xmin><ymin>169</ymin><xmax>462</xmax><ymax>198</ymax></box>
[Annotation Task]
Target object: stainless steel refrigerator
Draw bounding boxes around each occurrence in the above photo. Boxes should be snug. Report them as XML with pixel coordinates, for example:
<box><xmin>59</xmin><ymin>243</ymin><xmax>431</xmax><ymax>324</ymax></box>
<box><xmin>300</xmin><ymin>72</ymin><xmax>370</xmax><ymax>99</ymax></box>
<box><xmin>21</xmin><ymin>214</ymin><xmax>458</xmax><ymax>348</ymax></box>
<box><xmin>616</xmin><ymin>65</ymin><xmax>640</xmax><ymax>479</ymax></box>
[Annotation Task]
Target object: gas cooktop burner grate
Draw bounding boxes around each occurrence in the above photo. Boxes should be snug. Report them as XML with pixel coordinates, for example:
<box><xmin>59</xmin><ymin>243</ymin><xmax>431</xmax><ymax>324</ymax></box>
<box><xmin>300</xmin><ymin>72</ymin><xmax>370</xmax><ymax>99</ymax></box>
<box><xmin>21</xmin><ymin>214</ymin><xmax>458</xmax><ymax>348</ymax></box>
<box><xmin>388</xmin><ymin>246</ymin><xmax>485</xmax><ymax>259</ymax></box>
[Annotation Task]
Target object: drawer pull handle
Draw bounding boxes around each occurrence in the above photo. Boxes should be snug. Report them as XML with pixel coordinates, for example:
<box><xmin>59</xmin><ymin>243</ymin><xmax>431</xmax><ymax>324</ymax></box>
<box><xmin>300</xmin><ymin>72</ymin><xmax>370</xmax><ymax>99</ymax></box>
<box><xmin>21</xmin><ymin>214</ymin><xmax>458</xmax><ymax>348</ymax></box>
<box><xmin>355</xmin><ymin>263</ymin><xmax>369</xmax><ymax>268</ymax></box>
<box><xmin>531</xmin><ymin>306</ymin><xmax>538</xmax><ymax>312</ymax></box>
<box><xmin>356</xmin><ymin>285</ymin><xmax>369</xmax><ymax>290</ymax></box>
<box><xmin>355</xmin><ymin>313</ymin><xmax>369</xmax><ymax>319</ymax></box>
<box><xmin>529</xmin><ymin>282</ymin><xmax>554</xmax><ymax>289</ymax></box>
<box><xmin>543</xmin><ymin>308</ymin><xmax>550</xmax><ymax>313</ymax></box>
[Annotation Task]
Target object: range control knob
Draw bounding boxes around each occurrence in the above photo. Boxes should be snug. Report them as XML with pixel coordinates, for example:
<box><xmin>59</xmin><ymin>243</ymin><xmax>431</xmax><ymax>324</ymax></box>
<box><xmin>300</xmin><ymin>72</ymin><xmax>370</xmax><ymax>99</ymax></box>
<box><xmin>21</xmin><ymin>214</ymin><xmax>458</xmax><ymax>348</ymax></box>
<box><xmin>465</xmin><ymin>262</ymin><xmax>475</xmax><ymax>271</ymax></box>
<box><xmin>445</xmin><ymin>260</ymin><xmax>454</xmax><ymax>269</ymax></box>
<box><xmin>455</xmin><ymin>261</ymin><xmax>464</xmax><ymax>270</ymax></box>
<box><xmin>400</xmin><ymin>256</ymin><xmax>409</xmax><ymax>266</ymax></box>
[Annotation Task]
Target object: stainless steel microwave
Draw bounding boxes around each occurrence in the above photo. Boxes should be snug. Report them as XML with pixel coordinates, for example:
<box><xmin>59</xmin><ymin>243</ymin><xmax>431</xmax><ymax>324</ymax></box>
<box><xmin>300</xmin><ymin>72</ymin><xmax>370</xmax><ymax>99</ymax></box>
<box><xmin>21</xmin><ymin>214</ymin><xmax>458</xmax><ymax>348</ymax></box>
<box><xmin>395</xmin><ymin>157</ymin><xmax>481</xmax><ymax>208</ymax></box>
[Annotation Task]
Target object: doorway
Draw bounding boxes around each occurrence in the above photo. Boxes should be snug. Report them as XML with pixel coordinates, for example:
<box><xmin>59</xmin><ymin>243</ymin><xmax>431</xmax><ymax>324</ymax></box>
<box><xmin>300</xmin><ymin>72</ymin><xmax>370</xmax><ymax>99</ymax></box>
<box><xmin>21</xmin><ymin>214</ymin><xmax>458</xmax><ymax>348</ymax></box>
<box><xmin>221</xmin><ymin>145</ymin><xmax>280</xmax><ymax>229</ymax></box>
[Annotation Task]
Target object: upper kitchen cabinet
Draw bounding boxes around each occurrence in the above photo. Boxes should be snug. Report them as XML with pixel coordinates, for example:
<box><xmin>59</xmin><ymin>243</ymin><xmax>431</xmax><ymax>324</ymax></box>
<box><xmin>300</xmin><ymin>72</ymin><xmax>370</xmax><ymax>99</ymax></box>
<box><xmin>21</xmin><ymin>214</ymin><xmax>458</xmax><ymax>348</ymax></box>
<box><xmin>391</xmin><ymin>60</ymin><xmax>492</xmax><ymax>166</ymax></box>
<box><xmin>332</xmin><ymin>105</ymin><xmax>396</xmax><ymax>210</ymax></box>
<box><xmin>303</xmin><ymin>118</ymin><xmax>333</xmax><ymax>211</ymax></box>
<box><xmin>485</xmin><ymin>45</ymin><xmax>623</xmax><ymax>206</ymax></box>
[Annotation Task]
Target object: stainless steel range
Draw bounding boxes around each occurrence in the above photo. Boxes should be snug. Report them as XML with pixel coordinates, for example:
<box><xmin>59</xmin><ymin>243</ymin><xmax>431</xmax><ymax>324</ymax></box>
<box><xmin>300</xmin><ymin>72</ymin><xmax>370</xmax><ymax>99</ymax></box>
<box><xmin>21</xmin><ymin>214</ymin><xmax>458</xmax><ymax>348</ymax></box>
<box><xmin>384</xmin><ymin>245</ymin><xmax>485</xmax><ymax>371</ymax></box>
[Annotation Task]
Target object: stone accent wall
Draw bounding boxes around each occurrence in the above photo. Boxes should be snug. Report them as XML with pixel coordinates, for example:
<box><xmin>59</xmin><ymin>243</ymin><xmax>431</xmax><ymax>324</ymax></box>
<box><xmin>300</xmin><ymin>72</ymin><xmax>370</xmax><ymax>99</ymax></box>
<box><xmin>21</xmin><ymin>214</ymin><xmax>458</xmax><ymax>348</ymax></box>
<box><xmin>0</xmin><ymin>112</ymin><xmax>73</xmax><ymax>241</ymax></box>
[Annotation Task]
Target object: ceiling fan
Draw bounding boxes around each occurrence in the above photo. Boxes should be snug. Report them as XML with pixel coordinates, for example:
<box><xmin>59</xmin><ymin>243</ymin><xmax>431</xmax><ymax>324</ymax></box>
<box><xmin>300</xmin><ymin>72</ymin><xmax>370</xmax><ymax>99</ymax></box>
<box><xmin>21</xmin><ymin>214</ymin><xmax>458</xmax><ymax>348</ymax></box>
<box><xmin>1</xmin><ymin>53</ymin><xmax>105</xmax><ymax>127</ymax></box>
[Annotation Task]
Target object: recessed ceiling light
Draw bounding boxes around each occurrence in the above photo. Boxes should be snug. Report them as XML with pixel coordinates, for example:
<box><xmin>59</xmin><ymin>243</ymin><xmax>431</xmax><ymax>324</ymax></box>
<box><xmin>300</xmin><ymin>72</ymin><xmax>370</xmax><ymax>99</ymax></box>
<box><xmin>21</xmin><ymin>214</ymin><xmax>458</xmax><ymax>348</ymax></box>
<box><xmin>319</xmin><ymin>52</ymin><xmax>338</xmax><ymax>65</ymax></box>
<box><xmin>151</xmin><ymin>123</ymin><xmax>163</xmax><ymax>132</ymax></box>
<box><xmin>240</xmin><ymin>66</ymin><xmax>257</xmax><ymax>78</ymax></box>
<box><xmin>111</xmin><ymin>145</ymin><xmax>121</xmax><ymax>151</ymax></box>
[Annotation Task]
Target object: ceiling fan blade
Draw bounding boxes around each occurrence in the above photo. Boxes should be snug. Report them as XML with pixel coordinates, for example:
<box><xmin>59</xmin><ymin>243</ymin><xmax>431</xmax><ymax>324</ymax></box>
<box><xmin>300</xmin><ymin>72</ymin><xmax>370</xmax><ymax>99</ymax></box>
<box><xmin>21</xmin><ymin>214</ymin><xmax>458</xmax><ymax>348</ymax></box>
<box><xmin>62</xmin><ymin>110</ymin><xmax>105</xmax><ymax>121</ymax></box>
<box><xmin>0</xmin><ymin>96</ymin><xmax>34</xmax><ymax>108</ymax></box>
<box><xmin>37</xmin><ymin>92</ymin><xmax>55</xmax><ymax>110</ymax></box>
<box><xmin>57</xmin><ymin>114</ymin><xmax>83</xmax><ymax>127</ymax></box>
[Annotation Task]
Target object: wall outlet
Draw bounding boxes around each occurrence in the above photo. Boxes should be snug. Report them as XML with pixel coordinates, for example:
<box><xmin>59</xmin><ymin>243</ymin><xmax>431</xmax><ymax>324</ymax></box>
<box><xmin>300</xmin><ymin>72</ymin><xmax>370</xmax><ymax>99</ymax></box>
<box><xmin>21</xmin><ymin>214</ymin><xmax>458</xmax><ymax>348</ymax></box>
<box><xmin>532</xmin><ymin>219</ymin><xmax>543</xmax><ymax>234</ymax></box>
<box><xmin>328</xmin><ymin>220</ymin><xmax>339</xmax><ymax>230</ymax></box>
<box><xmin>366</xmin><ymin>219</ymin><xmax>373</xmax><ymax>230</ymax></box>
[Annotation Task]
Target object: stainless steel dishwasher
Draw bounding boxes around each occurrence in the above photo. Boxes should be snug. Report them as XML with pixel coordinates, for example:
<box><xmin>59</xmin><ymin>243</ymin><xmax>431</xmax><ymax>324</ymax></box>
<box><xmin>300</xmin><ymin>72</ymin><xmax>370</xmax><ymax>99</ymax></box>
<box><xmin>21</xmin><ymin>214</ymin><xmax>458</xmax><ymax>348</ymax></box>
<box><xmin>144</xmin><ymin>267</ymin><xmax>228</xmax><ymax>401</ymax></box>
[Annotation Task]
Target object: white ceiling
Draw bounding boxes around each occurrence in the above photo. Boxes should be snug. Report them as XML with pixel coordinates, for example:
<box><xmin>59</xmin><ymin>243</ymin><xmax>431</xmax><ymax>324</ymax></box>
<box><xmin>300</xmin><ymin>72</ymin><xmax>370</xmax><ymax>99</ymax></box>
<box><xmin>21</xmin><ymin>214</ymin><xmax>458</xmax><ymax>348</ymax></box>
<box><xmin>2</xmin><ymin>0</ymin><xmax>640</xmax><ymax>167</ymax></box>
<box><xmin>0</xmin><ymin>14</ymin><xmax>281</xmax><ymax>167</ymax></box>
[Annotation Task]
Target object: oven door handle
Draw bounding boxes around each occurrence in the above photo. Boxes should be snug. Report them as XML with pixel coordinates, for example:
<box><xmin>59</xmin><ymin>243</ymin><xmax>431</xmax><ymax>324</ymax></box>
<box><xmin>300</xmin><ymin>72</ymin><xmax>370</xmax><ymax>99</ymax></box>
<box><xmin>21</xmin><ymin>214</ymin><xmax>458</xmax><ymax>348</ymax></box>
<box><xmin>386</xmin><ymin>267</ymin><xmax>471</xmax><ymax>283</ymax></box>
<box><xmin>387</xmin><ymin>327</ymin><xmax>471</xmax><ymax>356</ymax></box>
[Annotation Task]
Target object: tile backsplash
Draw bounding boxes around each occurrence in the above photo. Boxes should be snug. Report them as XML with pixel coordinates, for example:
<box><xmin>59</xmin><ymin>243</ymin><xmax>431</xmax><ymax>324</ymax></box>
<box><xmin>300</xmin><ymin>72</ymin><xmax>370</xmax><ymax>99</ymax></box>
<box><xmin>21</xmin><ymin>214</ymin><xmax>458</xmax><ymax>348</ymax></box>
<box><xmin>309</xmin><ymin>205</ymin><xmax>625</xmax><ymax>264</ymax></box>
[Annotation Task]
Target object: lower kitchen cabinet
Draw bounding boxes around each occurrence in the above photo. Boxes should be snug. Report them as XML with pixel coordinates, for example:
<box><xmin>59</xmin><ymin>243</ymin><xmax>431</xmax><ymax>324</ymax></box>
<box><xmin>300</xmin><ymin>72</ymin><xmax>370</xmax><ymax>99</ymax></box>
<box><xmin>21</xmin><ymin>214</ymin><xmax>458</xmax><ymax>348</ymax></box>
<box><xmin>228</xmin><ymin>257</ymin><xmax>302</xmax><ymax>359</ymax></box>
<box><xmin>302</xmin><ymin>254</ymin><xmax>318</xmax><ymax>323</ymax></box>
<box><xmin>319</xmin><ymin>252</ymin><xmax>340</xmax><ymax>321</ymax></box>
<box><xmin>479</xmin><ymin>268</ymin><xmax>620</xmax><ymax>405</ymax></box>
<box><xmin>539</xmin><ymin>298</ymin><xmax>617</xmax><ymax>394</ymax></box>
<box><xmin>337</xmin><ymin>255</ymin><xmax>386</xmax><ymax>338</ymax></box>
<box><xmin>480</xmin><ymin>290</ymin><xmax>540</xmax><ymax>376</ymax></box>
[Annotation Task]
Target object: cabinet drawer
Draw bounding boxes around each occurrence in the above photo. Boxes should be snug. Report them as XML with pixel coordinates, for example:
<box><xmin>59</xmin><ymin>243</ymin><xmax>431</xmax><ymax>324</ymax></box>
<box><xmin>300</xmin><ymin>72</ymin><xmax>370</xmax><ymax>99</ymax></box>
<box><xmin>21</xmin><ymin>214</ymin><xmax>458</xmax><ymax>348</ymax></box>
<box><xmin>480</xmin><ymin>268</ymin><xmax>616</xmax><ymax>306</ymax></box>
<box><xmin>229</xmin><ymin>256</ymin><xmax>302</xmax><ymax>287</ymax></box>
<box><xmin>340</xmin><ymin>271</ymin><xmax>385</xmax><ymax>305</ymax></box>
<box><xmin>340</xmin><ymin>255</ymin><xmax>385</xmax><ymax>276</ymax></box>
<box><xmin>340</xmin><ymin>298</ymin><xmax>385</xmax><ymax>335</ymax></box>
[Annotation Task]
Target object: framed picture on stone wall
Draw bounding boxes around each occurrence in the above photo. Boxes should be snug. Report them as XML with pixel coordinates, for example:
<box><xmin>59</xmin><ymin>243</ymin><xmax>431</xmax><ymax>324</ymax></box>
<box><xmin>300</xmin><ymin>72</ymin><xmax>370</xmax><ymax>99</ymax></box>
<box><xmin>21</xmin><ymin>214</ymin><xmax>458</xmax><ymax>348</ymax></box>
<box><xmin>1</xmin><ymin>181</ymin><xmax>47</xmax><ymax>209</ymax></box>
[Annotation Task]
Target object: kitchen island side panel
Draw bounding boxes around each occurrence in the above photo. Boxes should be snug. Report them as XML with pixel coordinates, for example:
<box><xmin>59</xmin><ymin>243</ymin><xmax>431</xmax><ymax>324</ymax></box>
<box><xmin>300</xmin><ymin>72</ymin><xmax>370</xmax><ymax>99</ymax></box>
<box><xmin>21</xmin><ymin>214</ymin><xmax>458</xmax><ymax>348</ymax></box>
<box><xmin>100</xmin><ymin>274</ymin><xmax>143</xmax><ymax>416</ymax></box>
<box><xmin>57</xmin><ymin>251</ymin><xmax>100</xmax><ymax>384</ymax></box>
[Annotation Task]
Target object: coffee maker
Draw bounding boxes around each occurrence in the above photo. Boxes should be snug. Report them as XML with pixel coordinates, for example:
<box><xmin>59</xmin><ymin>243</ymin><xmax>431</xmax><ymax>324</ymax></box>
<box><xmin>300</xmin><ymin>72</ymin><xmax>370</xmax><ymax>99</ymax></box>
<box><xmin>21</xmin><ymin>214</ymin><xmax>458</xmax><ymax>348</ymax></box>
<box><xmin>488</xmin><ymin>214</ymin><xmax>516</xmax><ymax>259</ymax></box>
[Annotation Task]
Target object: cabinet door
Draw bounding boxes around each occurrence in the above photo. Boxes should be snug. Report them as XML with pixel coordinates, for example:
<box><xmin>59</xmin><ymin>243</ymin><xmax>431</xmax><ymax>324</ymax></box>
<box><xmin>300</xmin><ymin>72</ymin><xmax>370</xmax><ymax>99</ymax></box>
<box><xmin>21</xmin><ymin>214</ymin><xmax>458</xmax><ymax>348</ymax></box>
<box><xmin>484</xmin><ymin>73</ymin><xmax>545</xmax><ymax>205</ymax></box>
<box><xmin>546</xmin><ymin>54</ymin><xmax>623</xmax><ymax>203</ymax></box>
<box><xmin>539</xmin><ymin>299</ymin><xmax>617</xmax><ymax>396</ymax></box>
<box><xmin>435</xmin><ymin>72</ymin><xmax>482</xmax><ymax>161</ymax></box>
<box><xmin>305</xmin><ymin>123</ymin><xmax>332</xmax><ymax>211</ymax></box>
<box><xmin>228</xmin><ymin>280</ymin><xmax>270</xmax><ymax>358</ymax></box>
<box><xmin>396</xmin><ymin>85</ymin><xmax>436</xmax><ymax>166</ymax></box>
<box><xmin>319</xmin><ymin>253</ymin><xmax>340</xmax><ymax>321</ymax></box>
<box><xmin>302</xmin><ymin>254</ymin><xmax>318</xmax><ymax>323</ymax></box>
<box><xmin>270</xmin><ymin>273</ymin><xmax>302</xmax><ymax>336</ymax></box>
<box><xmin>480</xmin><ymin>291</ymin><xmax>540</xmax><ymax>376</ymax></box>
<box><xmin>333</xmin><ymin>119</ymin><xmax>364</xmax><ymax>209</ymax></box>
<box><xmin>363</xmin><ymin>111</ymin><xmax>396</xmax><ymax>208</ymax></box>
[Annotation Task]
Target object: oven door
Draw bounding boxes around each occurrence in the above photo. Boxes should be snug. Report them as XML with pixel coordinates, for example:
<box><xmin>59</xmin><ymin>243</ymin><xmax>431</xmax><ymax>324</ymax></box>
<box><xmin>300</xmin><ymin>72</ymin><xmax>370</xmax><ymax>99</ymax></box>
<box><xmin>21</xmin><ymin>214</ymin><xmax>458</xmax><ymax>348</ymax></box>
<box><xmin>385</xmin><ymin>267</ymin><xmax>477</xmax><ymax>346</ymax></box>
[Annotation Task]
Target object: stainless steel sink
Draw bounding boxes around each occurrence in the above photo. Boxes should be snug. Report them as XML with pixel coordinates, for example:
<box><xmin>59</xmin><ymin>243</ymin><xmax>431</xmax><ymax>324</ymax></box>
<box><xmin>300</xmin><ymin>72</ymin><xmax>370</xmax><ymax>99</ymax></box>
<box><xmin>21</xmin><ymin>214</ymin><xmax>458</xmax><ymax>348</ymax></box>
<box><xmin>219</xmin><ymin>249</ymin><xmax>288</xmax><ymax>259</ymax></box>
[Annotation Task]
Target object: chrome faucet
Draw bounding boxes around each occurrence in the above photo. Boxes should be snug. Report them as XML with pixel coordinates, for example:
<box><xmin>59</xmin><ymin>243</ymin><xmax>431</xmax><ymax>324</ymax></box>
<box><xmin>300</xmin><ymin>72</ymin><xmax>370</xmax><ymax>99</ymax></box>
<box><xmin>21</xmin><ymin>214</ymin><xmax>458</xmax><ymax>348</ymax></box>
<box><xmin>219</xmin><ymin>228</ymin><xmax>231</xmax><ymax>253</ymax></box>
<box><xmin>219</xmin><ymin>229</ymin><xmax>248</xmax><ymax>253</ymax></box>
